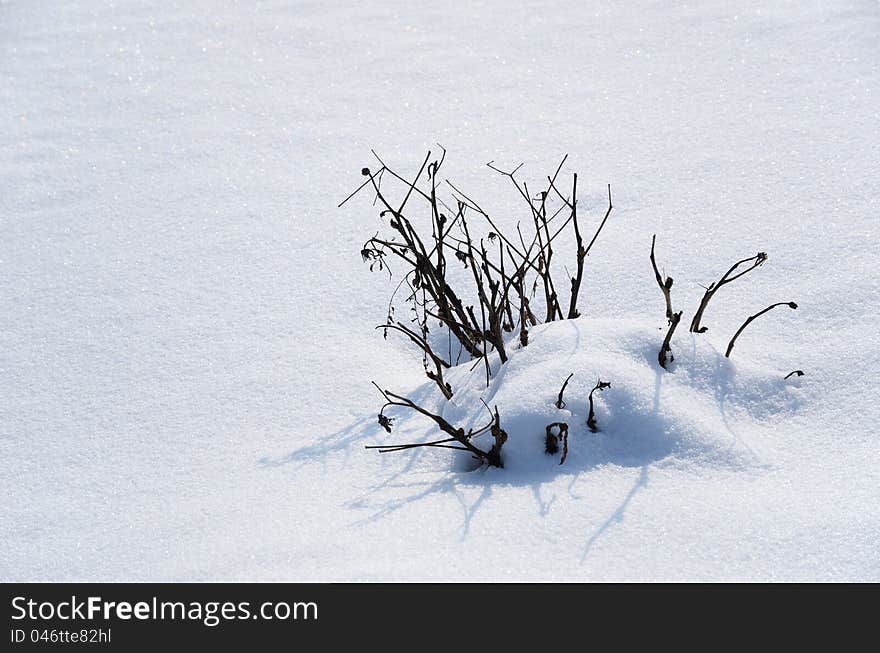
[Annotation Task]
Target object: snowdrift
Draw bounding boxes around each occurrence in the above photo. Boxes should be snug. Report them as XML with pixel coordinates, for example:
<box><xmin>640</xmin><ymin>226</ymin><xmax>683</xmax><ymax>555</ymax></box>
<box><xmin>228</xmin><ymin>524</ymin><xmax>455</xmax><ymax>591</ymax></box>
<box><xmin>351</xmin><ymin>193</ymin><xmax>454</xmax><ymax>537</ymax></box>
<box><xmin>370</xmin><ymin>318</ymin><xmax>804</xmax><ymax>477</ymax></box>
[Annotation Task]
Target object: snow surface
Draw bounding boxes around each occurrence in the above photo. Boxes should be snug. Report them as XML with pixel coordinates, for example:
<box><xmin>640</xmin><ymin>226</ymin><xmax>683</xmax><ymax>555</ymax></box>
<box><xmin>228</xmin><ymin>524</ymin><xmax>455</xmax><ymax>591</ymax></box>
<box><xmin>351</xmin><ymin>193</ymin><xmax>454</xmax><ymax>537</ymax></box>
<box><xmin>2</xmin><ymin>0</ymin><xmax>879</xmax><ymax>581</ymax></box>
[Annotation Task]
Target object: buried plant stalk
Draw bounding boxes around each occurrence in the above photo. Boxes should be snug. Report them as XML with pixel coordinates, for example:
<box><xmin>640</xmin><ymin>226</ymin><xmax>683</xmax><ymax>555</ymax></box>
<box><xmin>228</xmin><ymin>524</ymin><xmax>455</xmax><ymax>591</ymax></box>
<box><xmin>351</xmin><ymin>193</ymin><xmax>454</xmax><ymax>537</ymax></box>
<box><xmin>587</xmin><ymin>380</ymin><xmax>611</xmax><ymax>433</ymax></box>
<box><xmin>649</xmin><ymin>234</ymin><xmax>680</xmax><ymax>369</ymax></box>
<box><xmin>366</xmin><ymin>382</ymin><xmax>507</xmax><ymax>467</ymax></box>
<box><xmin>649</xmin><ymin>234</ymin><xmax>675</xmax><ymax>323</ymax></box>
<box><xmin>555</xmin><ymin>373</ymin><xmax>574</xmax><ymax>409</ymax></box>
<box><xmin>725</xmin><ymin>302</ymin><xmax>798</xmax><ymax>358</ymax></box>
<box><xmin>545</xmin><ymin>422</ymin><xmax>570</xmax><ymax>465</ymax></box>
<box><xmin>690</xmin><ymin>252</ymin><xmax>768</xmax><ymax>333</ymax></box>
<box><xmin>658</xmin><ymin>311</ymin><xmax>683</xmax><ymax>369</ymax></box>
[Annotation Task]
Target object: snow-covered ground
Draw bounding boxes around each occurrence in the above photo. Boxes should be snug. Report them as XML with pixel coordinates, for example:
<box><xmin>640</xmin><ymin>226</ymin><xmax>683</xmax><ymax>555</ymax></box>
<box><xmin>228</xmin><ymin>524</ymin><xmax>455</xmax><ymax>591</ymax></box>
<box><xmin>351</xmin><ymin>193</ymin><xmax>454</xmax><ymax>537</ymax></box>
<box><xmin>2</xmin><ymin>0</ymin><xmax>879</xmax><ymax>581</ymax></box>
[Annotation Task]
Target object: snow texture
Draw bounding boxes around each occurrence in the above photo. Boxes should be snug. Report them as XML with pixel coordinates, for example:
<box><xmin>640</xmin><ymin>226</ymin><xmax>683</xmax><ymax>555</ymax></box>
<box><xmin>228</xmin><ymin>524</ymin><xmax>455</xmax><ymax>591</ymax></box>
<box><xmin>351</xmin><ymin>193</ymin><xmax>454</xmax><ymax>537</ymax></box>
<box><xmin>1</xmin><ymin>0</ymin><xmax>879</xmax><ymax>581</ymax></box>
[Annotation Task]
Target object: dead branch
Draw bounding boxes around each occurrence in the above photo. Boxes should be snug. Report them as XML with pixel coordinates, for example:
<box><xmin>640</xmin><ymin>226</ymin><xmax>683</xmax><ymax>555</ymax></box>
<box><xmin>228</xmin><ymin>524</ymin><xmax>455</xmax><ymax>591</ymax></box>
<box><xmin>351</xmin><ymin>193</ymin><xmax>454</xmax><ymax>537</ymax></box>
<box><xmin>545</xmin><ymin>425</ymin><xmax>559</xmax><ymax>454</ymax></box>
<box><xmin>484</xmin><ymin>158</ymin><xmax>573</xmax><ymax>323</ymax></box>
<box><xmin>545</xmin><ymin>422</ymin><xmax>570</xmax><ymax>464</ymax></box>
<box><xmin>566</xmin><ymin>173</ymin><xmax>584</xmax><ymax>319</ymax></box>
<box><xmin>359</xmin><ymin>155</ymin><xmax>485</xmax><ymax>359</ymax></box>
<box><xmin>690</xmin><ymin>251</ymin><xmax>768</xmax><ymax>333</ymax></box>
<box><xmin>353</xmin><ymin>154</ymin><xmax>618</xmax><ymax>469</ymax></box>
<box><xmin>512</xmin><ymin>269</ymin><xmax>530</xmax><ymax>347</ymax></box>
<box><xmin>377</xmin><ymin>323</ymin><xmax>453</xmax><ymax>399</ymax></box>
<box><xmin>649</xmin><ymin>234</ymin><xmax>675</xmax><ymax>323</ymax></box>
<box><xmin>587</xmin><ymin>380</ymin><xmax>611</xmax><ymax>433</ymax></box>
<box><xmin>555</xmin><ymin>373</ymin><xmax>574</xmax><ymax>409</ymax></box>
<box><xmin>649</xmin><ymin>235</ymin><xmax>681</xmax><ymax>370</ymax></box>
<box><xmin>358</xmin><ymin>152</ymin><xmax>611</xmax><ymax>377</ymax></box>
<box><xmin>725</xmin><ymin>302</ymin><xmax>798</xmax><ymax>358</ymax></box>
<box><xmin>567</xmin><ymin>182</ymin><xmax>613</xmax><ymax>319</ymax></box>
<box><xmin>659</xmin><ymin>311</ymin><xmax>683</xmax><ymax>370</ymax></box>
<box><xmin>486</xmin><ymin>405</ymin><xmax>508</xmax><ymax>468</ymax></box>
<box><xmin>366</xmin><ymin>382</ymin><xmax>505</xmax><ymax>467</ymax></box>
<box><xmin>784</xmin><ymin>370</ymin><xmax>804</xmax><ymax>379</ymax></box>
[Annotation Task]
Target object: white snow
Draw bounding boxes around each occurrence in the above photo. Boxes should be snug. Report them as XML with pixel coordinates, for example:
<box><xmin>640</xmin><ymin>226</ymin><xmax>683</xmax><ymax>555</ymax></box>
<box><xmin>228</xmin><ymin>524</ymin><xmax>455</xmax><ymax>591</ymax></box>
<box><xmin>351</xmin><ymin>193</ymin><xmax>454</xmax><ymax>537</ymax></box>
<box><xmin>1</xmin><ymin>0</ymin><xmax>879</xmax><ymax>581</ymax></box>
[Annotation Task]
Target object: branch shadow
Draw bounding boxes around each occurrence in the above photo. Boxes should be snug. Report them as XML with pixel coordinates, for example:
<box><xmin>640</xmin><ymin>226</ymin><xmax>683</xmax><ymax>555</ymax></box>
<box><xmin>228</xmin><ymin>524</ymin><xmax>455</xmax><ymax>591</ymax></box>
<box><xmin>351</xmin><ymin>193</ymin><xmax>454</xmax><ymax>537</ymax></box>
<box><xmin>259</xmin><ymin>380</ymin><xmax>441</xmax><ymax>471</ymax></box>
<box><xmin>346</xmin><ymin>469</ymin><xmax>493</xmax><ymax>542</ymax></box>
<box><xmin>580</xmin><ymin>465</ymin><xmax>648</xmax><ymax>563</ymax></box>
<box><xmin>258</xmin><ymin>353</ymin><xmax>677</xmax><ymax>543</ymax></box>
<box><xmin>578</xmin><ymin>353</ymin><xmax>662</xmax><ymax>563</ymax></box>
<box><xmin>257</xmin><ymin>415</ymin><xmax>376</xmax><ymax>472</ymax></box>
<box><xmin>259</xmin><ymin>325</ymin><xmax>779</xmax><ymax>549</ymax></box>
<box><xmin>712</xmin><ymin>351</ymin><xmax>762</xmax><ymax>465</ymax></box>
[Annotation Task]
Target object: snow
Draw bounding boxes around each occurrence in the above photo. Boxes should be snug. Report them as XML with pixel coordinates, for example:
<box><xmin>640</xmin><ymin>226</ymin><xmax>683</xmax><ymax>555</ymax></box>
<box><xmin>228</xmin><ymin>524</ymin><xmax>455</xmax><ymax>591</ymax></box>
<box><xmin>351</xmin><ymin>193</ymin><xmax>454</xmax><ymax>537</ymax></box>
<box><xmin>381</xmin><ymin>318</ymin><xmax>803</xmax><ymax>474</ymax></box>
<box><xmin>2</xmin><ymin>0</ymin><xmax>879</xmax><ymax>581</ymax></box>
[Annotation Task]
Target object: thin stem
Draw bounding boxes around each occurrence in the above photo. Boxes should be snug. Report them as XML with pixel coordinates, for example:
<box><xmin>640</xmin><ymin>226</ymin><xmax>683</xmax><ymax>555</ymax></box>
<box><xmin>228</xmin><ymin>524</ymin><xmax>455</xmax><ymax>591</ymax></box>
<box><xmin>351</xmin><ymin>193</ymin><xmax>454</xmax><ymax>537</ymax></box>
<box><xmin>690</xmin><ymin>252</ymin><xmax>768</xmax><ymax>333</ymax></box>
<box><xmin>725</xmin><ymin>302</ymin><xmax>797</xmax><ymax>358</ymax></box>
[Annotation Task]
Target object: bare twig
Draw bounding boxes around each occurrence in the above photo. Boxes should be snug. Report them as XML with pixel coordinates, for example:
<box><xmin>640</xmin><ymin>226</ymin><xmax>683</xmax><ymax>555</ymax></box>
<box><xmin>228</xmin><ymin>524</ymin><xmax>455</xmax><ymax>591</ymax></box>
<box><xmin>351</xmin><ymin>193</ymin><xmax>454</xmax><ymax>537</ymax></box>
<box><xmin>659</xmin><ymin>311</ymin><xmax>683</xmax><ymax>370</ymax></box>
<box><xmin>360</xmin><ymin>152</ymin><xmax>610</xmax><ymax>372</ymax></box>
<box><xmin>377</xmin><ymin>323</ymin><xmax>453</xmax><ymax>399</ymax></box>
<box><xmin>649</xmin><ymin>235</ymin><xmax>681</xmax><ymax>370</ymax></box>
<box><xmin>555</xmin><ymin>373</ymin><xmax>574</xmax><ymax>409</ymax></box>
<box><xmin>583</xmin><ymin>184</ymin><xmax>614</xmax><ymax>259</ymax></box>
<box><xmin>486</xmin><ymin>405</ymin><xmax>508</xmax><ymax>468</ymax></box>
<box><xmin>356</xmin><ymin>154</ymin><xmax>617</xmax><ymax>469</ymax></box>
<box><xmin>725</xmin><ymin>302</ymin><xmax>798</xmax><ymax>358</ymax></box>
<box><xmin>545</xmin><ymin>425</ymin><xmax>559</xmax><ymax>454</ymax></box>
<box><xmin>649</xmin><ymin>234</ymin><xmax>674</xmax><ymax>323</ymax></box>
<box><xmin>367</xmin><ymin>382</ymin><xmax>506</xmax><ymax>467</ymax></box>
<box><xmin>690</xmin><ymin>252</ymin><xmax>768</xmax><ymax>333</ymax></box>
<box><xmin>566</xmin><ymin>173</ymin><xmax>584</xmax><ymax>319</ymax></box>
<box><xmin>784</xmin><ymin>370</ymin><xmax>804</xmax><ymax>379</ymax></box>
<box><xmin>545</xmin><ymin>422</ymin><xmax>570</xmax><ymax>464</ymax></box>
<box><xmin>587</xmin><ymin>380</ymin><xmax>611</xmax><ymax>433</ymax></box>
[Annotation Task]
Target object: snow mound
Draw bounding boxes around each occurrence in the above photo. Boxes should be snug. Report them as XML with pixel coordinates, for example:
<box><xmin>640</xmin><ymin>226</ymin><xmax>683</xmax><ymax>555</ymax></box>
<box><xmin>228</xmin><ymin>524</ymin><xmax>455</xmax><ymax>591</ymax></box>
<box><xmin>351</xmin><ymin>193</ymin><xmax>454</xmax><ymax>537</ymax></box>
<box><xmin>372</xmin><ymin>318</ymin><xmax>803</xmax><ymax>477</ymax></box>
